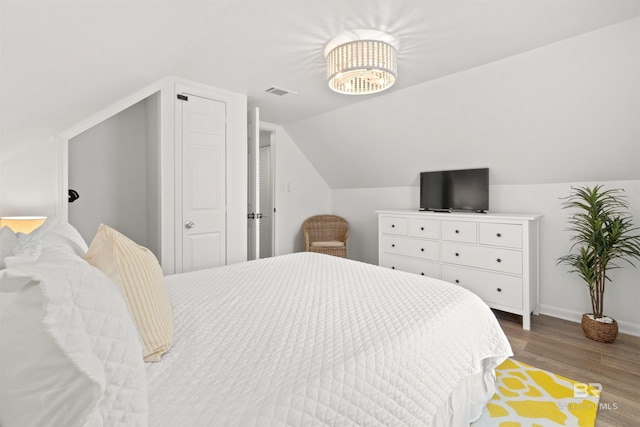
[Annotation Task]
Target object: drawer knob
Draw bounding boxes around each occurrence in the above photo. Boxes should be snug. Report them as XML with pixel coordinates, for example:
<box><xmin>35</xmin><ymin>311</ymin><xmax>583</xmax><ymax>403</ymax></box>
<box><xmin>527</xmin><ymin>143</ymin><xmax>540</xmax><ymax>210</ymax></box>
<box><xmin>421</xmin><ymin>227</ymin><xmax>424</xmax><ymax>231</ymax></box>
<box><xmin>496</xmin><ymin>233</ymin><xmax>502</xmax><ymax>237</ymax></box>
<box><xmin>391</xmin><ymin>224</ymin><xmax>395</xmax><ymax>228</ymax></box>
<box><xmin>421</xmin><ymin>248</ymin><xmax>425</xmax><ymax>252</ymax></box>
<box><xmin>497</xmin><ymin>258</ymin><xmax>502</xmax><ymax>263</ymax></box>
<box><xmin>391</xmin><ymin>266</ymin><xmax>395</xmax><ymax>269</ymax></box>
<box><xmin>391</xmin><ymin>244</ymin><xmax>395</xmax><ymax>247</ymax></box>
<box><xmin>421</xmin><ymin>273</ymin><xmax>425</xmax><ymax>276</ymax></box>
<box><xmin>455</xmin><ymin>252</ymin><xmax>459</xmax><ymax>257</ymax></box>
<box><xmin>497</xmin><ymin>287</ymin><xmax>502</xmax><ymax>292</ymax></box>
<box><xmin>455</xmin><ymin>279</ymin><xmax>460</xmax><ymax>284</ymax></box>
<box><xmin>455</xmin><ymin>229</ymin><xmax>459</xmax><ymax>234</ymax></box>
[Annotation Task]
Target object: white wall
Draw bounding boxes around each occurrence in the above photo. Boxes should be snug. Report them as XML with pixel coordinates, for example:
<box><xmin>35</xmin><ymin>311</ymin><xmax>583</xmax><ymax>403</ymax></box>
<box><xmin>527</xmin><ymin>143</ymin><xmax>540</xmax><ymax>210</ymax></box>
<box><xmin>68</xmin><ymin>100</ymin><xmax>151</xmax><ymax>249</ymax></box>
<box><xmin>332</xmin><ymin>181</ymin><xmax>640</xmax><ymax>336</ymax></box>
<box><xmin>145</xmin><ymin>92</ymin><xmax>161</xmax><ymax>259</ymax></box>
<box><xmin>0</xmin><ymin>136</ymin><xmax>60</xmax><ymax>218</ymax></box>
<box><xmin>263</xmin><ymin>123</ymin><xmax>332</xmax><ymax>255</ymax></box>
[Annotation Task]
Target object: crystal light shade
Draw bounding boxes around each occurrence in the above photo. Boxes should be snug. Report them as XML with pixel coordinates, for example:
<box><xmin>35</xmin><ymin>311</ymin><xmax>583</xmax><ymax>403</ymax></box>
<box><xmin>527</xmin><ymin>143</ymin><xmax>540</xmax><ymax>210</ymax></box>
<box><xmin>326</xmin><ymin>38</ymin><xmax>397</xmax><ymax>95</ymax></box>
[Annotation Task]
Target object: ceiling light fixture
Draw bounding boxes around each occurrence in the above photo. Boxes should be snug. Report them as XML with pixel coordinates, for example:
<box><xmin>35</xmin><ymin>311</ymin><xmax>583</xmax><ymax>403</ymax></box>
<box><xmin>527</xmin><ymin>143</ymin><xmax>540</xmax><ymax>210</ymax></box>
<box><xmin>325</xmin><ymin>29</ymin><xmax>399</xmax><ymax>95</ymax></box>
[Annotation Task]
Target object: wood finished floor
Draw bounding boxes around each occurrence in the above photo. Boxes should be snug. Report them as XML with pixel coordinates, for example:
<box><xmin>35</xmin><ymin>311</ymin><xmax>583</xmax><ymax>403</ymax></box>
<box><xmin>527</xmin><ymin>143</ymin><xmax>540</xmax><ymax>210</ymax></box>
<box><xmin>496</xmin><ymin>311</ymin><xmax>640</xmax><ymax>427</ymax></box>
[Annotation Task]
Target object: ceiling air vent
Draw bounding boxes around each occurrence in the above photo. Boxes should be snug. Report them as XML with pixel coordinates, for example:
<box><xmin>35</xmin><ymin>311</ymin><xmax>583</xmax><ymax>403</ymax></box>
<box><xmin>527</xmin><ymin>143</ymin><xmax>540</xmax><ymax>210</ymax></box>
<box><xmin>265</xmin><ymin>86</ymin><xmax>297</xmax><ymax>96</ymax></box>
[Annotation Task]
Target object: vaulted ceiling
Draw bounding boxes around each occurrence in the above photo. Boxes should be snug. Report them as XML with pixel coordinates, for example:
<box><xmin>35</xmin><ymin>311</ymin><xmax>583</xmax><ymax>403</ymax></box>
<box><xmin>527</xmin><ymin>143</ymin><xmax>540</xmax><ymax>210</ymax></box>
<box><xmin>2</xmin><ymin>1</ymin><xmax>639</xmax><ymax>187</ymax></box>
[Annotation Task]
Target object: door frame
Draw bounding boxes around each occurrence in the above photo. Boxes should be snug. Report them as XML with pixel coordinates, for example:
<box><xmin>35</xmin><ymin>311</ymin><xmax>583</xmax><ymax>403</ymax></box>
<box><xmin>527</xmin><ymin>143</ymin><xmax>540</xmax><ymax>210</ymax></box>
<box><xmin>248</xmin><ymin>117</ymin><xmax>279</xmax><ymax>260</ymax></box>
<box><xmin>174</xmin><ymin>81</ymin><xmax>247</xmax><ymax>272</ymax></box>
<box><xmin>247</xmin><ymin>107</ymin><xmax>260</xmax><ymax>261</ymax></box>
<box><xmin>175</xmin><ymin>91</ymin><xmax>227</xmax><ymax>273</ymax></box>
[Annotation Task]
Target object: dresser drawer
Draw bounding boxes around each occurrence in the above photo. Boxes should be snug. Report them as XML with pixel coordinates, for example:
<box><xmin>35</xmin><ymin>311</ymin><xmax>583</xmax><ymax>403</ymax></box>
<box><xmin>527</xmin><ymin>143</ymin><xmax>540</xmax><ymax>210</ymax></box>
<box><xmin>441</xmin><ymin>220</ymin><xmax>477</xmax><ymax>243</ymax></box>
<box><xmin>479</xmin><ymin>223</ymin><xmax>522</xmax><ymax>248</ymax></box>
<box><xmin>380</xmin><ymin>216</ymin><xmax>408</xmax><ymax>235</ymax></box>
<box><xmin>409</xmin><ymin>219</ymin><xmax>439</xmax><ymax>239</ymax></box>
<box><xmin>381</xmin><ymin>254</ymin><xmax>441</xmax><ymax>279</ymax></box>
<box><xmin>381</xmin><ymin>236</ymin><xmax>439</xmax><ymax>261</ymax></box>
<box><xmin>442</xmin><ymin>265</ymin><xmax>523</xmax><ymax>309</ymax></box>
<box><xmin>441</xmin><ymin>242</ymin><xmax>522</xmax><ymax>275</ymax></box>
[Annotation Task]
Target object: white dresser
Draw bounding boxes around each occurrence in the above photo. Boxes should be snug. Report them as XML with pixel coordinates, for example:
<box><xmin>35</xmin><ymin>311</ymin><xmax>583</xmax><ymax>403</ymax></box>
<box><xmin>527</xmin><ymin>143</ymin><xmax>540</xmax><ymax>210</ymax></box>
<box><xmin>377</xmin><ymin>210</ymin><xmax>541</xmax><ymax>330</ymax></box>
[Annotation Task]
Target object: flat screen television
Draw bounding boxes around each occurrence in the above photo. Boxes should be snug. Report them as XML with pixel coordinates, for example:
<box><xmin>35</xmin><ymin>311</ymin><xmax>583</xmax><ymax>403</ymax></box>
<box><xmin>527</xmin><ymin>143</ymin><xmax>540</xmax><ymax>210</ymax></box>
<box><xmin>419</xmin><ymin>168</ymin><xmax>489</xmax><ymax>213</ymax></box>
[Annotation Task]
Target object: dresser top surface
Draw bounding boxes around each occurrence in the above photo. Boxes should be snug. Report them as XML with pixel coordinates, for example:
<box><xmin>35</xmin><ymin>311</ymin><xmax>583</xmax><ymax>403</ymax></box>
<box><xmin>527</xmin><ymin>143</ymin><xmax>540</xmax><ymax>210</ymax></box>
<box><xmin>376</xmin><ymin>209</ymin><xmax>543</xmax><ymax>221</ymax></box>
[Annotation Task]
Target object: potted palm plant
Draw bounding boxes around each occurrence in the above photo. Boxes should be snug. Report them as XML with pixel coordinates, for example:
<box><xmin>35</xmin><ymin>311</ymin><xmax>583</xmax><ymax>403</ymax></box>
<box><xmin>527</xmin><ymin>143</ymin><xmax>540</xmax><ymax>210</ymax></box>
<box><xmin>557</xmin><ymin>185</ymin><xmax>640</xmax><ymax>343</ymax></box>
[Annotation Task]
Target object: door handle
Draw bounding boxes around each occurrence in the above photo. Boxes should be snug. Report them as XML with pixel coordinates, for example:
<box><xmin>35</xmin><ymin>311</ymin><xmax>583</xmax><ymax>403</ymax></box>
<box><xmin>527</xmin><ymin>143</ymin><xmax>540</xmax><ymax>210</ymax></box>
<box><xmin>257</xmin><ymin>213</ymin><xmax>263</xmax><ymax>219</ymax></box>
<box><xmin>185</xmin><ymin>221</ymin><xmax>195</xmax><ymax>229</ymax></box>
<box><xmin>248</xmin><ymin>213</ymin><xmax>255</xmax><ymax>219</ymax></box>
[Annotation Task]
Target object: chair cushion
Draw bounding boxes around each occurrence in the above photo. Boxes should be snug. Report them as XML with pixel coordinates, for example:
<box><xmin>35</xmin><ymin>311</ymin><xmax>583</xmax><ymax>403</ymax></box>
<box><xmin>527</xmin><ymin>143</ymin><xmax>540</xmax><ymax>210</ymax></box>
<box><xmin>310</xmin><ymin>241</ymin><xmax>345</xmax><ymax>248</ymax></box>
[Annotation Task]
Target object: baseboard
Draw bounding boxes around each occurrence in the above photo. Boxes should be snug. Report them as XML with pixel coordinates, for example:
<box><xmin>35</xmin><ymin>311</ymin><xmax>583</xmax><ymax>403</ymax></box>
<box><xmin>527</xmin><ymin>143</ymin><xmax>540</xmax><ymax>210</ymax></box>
<box><xmin>538</xmin><ymin>304</ymin><xmax>640</xmax><ymax>337</ymax></box>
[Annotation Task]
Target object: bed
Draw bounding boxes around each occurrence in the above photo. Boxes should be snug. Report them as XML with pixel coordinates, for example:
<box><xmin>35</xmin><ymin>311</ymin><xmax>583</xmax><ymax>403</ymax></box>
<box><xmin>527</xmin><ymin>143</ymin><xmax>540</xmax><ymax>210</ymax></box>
<box><xmin>0</xmin><ymin>220</ymin><xmax>512</xmax><ymax>427</ymax></box>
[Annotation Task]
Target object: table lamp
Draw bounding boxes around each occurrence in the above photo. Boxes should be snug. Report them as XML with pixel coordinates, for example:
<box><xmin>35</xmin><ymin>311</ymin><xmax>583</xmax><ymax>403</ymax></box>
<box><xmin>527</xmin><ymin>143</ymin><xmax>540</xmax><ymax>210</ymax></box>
<box><xmin>0</xmin><ymin>216</ymin><xmax>47</xmax><ymax>234</ymax></box>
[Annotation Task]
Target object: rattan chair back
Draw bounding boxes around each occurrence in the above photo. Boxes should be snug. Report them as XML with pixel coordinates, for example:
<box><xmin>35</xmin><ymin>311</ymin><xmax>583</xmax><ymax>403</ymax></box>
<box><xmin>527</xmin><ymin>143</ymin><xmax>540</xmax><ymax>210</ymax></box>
<box><xmin>301</xmin><ymin>215</ymin><xmax>349</xmax><ymax>258</ymax></box>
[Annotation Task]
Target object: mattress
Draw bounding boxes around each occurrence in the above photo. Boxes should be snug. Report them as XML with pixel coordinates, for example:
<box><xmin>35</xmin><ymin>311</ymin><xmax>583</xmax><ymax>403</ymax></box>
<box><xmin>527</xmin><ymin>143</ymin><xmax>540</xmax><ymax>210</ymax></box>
<box><xmin>145</xmin><ymin>252</ymin><xmax>512</xmax><ymax>426</ymax></box>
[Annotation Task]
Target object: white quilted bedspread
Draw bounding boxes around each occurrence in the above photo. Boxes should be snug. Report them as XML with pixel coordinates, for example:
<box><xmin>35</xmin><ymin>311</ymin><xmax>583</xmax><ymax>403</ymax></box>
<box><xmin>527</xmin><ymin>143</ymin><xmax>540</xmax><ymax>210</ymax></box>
<box><xmin>146</xmin><ymin>253</ymin><xmax>512</xmax><ymax>426</ymax></box>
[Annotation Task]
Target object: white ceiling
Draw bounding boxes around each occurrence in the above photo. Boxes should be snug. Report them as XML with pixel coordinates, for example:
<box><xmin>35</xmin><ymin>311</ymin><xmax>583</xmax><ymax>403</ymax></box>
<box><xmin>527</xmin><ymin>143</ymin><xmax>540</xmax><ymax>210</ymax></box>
<box><xmin>1</xmin><ymin>0</ymin><xmax>639</xmax><ymax>188</ymax></box>
<box><xmin>2</xmin><ymin>1</ymin><xmax>639</xmax><ymax>143</ymax></box>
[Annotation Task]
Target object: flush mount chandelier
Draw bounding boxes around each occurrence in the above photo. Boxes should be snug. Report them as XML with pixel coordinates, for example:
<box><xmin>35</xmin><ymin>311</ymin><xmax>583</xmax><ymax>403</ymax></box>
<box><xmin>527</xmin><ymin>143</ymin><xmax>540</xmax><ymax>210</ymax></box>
<box><xmin>325</xmin><ymin>29</ymin><xmax>399</xmax><ymax>95</ymax></box>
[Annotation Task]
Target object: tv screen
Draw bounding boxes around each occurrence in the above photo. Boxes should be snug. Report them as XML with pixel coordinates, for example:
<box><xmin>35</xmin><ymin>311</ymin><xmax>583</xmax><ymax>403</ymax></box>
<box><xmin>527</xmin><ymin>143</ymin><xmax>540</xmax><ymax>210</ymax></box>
<box><xmin>420</xmin><ymin>168</ymin><xmax>489</xmax><ymax>212</ymax></box>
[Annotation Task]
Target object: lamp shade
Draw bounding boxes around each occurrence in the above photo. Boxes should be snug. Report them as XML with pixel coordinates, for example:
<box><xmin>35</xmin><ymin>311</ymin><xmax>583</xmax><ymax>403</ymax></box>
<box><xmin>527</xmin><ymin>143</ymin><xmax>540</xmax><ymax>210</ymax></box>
<box><xmin>0</xmin><ymin>216</ymin><xmax>47</xmax><ymax>234</ymax></box>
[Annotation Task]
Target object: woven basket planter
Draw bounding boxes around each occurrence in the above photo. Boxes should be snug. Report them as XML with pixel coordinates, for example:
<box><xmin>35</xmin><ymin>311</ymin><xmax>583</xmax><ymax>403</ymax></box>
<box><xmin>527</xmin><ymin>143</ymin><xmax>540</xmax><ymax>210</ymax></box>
<box><xmin>581</xmin><ymin>314</ymin><xmax>618</xmax><ymax>343</ymax></box>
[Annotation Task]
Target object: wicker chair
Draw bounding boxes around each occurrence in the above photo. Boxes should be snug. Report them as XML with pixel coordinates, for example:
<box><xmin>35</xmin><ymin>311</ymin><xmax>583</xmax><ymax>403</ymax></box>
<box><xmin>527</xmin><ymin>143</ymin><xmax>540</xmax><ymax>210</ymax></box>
<box><xmin>302</xmin><ymin>215</ymin><xmax>349</xmax><ymax>258</ymax></box>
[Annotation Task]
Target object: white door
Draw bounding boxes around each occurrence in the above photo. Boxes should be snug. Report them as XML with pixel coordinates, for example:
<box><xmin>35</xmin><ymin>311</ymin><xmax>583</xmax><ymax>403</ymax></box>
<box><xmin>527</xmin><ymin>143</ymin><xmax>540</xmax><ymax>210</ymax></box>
<box><xmin>178</xmin><ymin>93</ymin><xmax>226</xmax><ymax>272</ymax></box>
<box><xmin>247</xmin><ymin>107</ymin><xmax>260</xmax><ymax>260</ymax></box>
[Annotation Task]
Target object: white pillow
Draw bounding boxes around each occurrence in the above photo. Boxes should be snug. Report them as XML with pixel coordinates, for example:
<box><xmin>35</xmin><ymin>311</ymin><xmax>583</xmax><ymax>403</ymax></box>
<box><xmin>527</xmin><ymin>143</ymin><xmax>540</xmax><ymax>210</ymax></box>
<box><xmin>24</xmin><ymin>217</ymin><xmax>88</xmax><ymax>256</ymax></box>
<box><xmin>0</xmin><ymin>226</ymin><xmax>19</xmax><ymax>269</ymax></box>
<box><xmin>3</xmin><ymin>232</ymin><xmax>43</xmax><ymax>268</ymax></box>
<box><xmin>4</xmin><ymin>219</ymin><xmax>88</xmax><ymax>269</ymax></box>
<box><xmin>0</xmin><ymin>247</ymin><xmax>148</xmax><ymax>427</ymax></box>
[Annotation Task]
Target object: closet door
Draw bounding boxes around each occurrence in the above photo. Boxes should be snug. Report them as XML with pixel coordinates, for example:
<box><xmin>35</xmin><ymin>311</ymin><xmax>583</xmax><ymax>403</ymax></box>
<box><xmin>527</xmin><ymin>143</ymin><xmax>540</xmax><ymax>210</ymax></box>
<box><xmin>177</xmin><ymin>93</ymin><xmax>227</xmax><ymax>272</ymax></box>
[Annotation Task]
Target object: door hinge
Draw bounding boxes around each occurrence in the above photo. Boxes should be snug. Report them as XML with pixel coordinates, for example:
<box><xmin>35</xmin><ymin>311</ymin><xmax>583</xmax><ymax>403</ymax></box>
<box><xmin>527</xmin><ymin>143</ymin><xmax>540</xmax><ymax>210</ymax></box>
<box><xmin>177</xmin><ymin>94</ymin><xmax>189</xmax><ymax>101</ymax></box>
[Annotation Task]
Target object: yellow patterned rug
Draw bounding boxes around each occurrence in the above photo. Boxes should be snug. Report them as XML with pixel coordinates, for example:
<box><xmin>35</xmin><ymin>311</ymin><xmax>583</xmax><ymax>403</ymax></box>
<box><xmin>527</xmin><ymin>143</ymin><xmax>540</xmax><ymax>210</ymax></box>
<box><xmin>472</xmin><ymin>359</ymin><xmax>600</xmax><ymax>427</ymax></box>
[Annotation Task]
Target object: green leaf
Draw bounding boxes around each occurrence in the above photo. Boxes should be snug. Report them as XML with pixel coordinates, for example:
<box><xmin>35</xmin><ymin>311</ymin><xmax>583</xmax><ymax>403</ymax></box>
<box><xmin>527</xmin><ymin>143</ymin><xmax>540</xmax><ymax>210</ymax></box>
<box><xmin>556</xmin><ymin>185</ymin><xmax>640</xmax><ymax>317</ymax></box>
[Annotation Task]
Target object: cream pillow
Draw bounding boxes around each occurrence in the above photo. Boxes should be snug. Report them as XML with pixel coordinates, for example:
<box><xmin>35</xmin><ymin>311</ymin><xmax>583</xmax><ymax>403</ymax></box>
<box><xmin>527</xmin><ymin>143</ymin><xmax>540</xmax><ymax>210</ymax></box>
<box><xmin>84</xmin><ymin>224</ymin><xmax>173</xmax><ymax>362</ymax></box>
